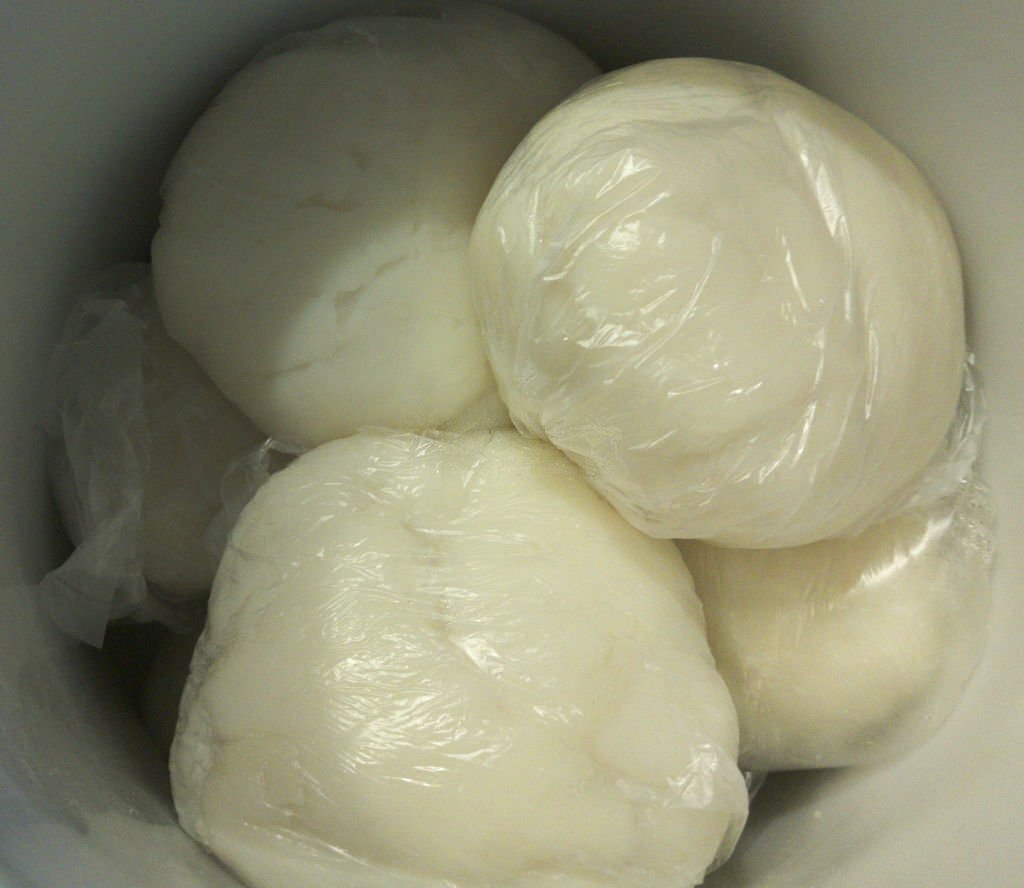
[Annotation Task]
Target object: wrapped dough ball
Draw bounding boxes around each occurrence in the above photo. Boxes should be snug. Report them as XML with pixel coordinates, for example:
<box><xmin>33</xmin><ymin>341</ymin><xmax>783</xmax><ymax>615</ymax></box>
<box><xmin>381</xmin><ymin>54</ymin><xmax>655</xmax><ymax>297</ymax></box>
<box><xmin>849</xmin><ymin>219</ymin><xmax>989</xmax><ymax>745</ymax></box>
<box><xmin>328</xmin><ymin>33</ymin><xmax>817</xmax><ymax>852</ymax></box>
<box><xmin>471</xmin><ymin>58</ymin><xmax>965</xmax><ymax>547</ymax></box>
<box><xmin>43</xmin><ymin>265</ymin><xmax>263</xmax><ymax>644</ymax></box>
<box><xmin>152</xmin><ymin>1</ymin><xmax>598</xmax><ymax>447</ymax></box>
<box><xmin>171</xmin><ymin>431</ymin><xmax>747</xmax><ymax>888</ymax></box>
<box><xmin>678</xmin><ymin>477</ymin><xmax>994</xmax><ymax>772</ymax></box>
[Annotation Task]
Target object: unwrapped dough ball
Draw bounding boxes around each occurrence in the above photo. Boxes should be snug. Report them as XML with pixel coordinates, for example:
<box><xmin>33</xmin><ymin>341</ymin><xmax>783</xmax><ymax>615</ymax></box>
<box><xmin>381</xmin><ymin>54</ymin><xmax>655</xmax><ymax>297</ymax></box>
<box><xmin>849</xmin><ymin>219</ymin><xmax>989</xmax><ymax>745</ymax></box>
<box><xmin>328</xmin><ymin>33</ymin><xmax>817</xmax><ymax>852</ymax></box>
<box><xmin>152</xmin><ymin>2</ymin><xmax>598</xmax><ymax>447</ymax></box>
<box><xmin>471</xmin><ymin>58</ymin><xmax>965</xmax><ymax>547</ymax></box>
<box><xmin>678</xmin><ymin>478</ymin><xmax>994</xmax><ymax>771</ymax></box>
<box><xmin>171</xmin><ymin>431</ymin><xmax>747</xmax><ymax>888</ymax></box>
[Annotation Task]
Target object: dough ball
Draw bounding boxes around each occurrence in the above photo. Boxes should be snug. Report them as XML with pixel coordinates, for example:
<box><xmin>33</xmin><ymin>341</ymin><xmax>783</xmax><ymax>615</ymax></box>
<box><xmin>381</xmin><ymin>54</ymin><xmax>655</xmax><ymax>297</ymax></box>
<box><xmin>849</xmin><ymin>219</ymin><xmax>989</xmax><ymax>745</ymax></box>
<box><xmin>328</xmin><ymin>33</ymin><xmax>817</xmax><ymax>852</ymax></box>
<box><xmin>45</xmin><ymin>266</ymin><xmax>262</xmax><ymax>641</ymax></box>
<box><xmin>471</xmin><ymin>58</ymin><xmax>965</xmax><ymax>547</ymax></box>
<box><xmin>152</xmin><ymin>2</ymin><xmax>597</xmax><ymax>447</ymax></box>
<box><xmin>171</xmin><ymin>431</ymin><xmax>747</xmax><ymax>888</ymax></box>
<box><xmin>678</xmin><ymin>478</ymin><xmax>994</xmax><ymax>771</ymax></box>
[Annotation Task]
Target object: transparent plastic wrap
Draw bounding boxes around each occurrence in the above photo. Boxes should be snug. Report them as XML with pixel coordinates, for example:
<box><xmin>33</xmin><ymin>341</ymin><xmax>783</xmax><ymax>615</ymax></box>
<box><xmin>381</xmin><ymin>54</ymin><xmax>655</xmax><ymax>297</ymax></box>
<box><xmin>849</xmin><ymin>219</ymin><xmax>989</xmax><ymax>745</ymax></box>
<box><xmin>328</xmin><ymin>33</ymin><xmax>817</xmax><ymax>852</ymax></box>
<box><xmin>151</xmin><ymin>1</ymin><xmax>597</xmax><ymax>448</ymax></box>
<box><xmin>470</xmin><ymin>58</ymin><xmax>966</xmax><ymax>548</ymax></box>
<box><xmin>171</xmin><ymin>430</ymin><xmax>748</xmax><ymax>888</ymax></box>
<box><xmin>41</xmin><ymin>265</ymin><xmax>266</xmax><ymax>645</ymax></box>
<box><xmin>678</xmin><ymin>474</ymin><xmax>995</xmax><ymax>772</ymax></box>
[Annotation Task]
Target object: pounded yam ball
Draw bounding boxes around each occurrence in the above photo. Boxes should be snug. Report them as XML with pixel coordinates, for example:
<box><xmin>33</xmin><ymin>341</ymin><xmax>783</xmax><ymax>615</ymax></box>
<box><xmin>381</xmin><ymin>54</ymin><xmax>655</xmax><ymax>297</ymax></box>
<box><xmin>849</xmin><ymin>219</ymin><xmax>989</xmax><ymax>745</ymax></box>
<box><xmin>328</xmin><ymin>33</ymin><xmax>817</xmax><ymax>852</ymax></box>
<box><xmin>171</xmin><ymin>431</ymin><xmax>747</xmax><ymax>888</ymax></box>
<box><xmin>471</xmin><ymin>58</ymin><xmax>965</xmax><ymax>547</ymax></box>
<box><xmin>48</xmin><ymin>266</ymin><xmax>262</xmax><ymax>616</ymax></box>
<box><xmin>678</xmin><ymin>478</ymin><xmax>994</xmax><ymax>772</ymax></box>
<box><xmin>152</xmin><ymin>2</ymin><xmax>598</xmax><ymax>447</ymax></box>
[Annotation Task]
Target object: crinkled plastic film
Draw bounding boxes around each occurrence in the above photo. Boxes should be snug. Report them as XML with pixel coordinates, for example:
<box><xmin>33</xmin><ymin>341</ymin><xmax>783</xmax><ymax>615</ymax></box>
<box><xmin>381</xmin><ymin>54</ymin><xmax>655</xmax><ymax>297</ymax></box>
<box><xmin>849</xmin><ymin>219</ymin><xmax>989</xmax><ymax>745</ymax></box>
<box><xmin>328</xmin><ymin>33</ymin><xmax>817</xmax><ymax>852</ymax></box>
<box><xmin>202</xmin><ymin>438</ymin><xmax>301</xmax><ymax>566</ymax></box>
<box><xmin>171</xmin><ymin>430</ymin><xmax>748</xmax><ymax>888</ymax></box>
<box><xmin>41</xmin><ymin>265</ymin><xmax>265</xmax><ymax>645</ymax></box>
<box><xmin>679</xmin><ymin>473</ymin><xmax>995</xmax><ymax>772</ymax></box>
<box><xmin>470</xmin><ymin>58</ymin><xmax>966</xmax><ymax>548</ymax></box>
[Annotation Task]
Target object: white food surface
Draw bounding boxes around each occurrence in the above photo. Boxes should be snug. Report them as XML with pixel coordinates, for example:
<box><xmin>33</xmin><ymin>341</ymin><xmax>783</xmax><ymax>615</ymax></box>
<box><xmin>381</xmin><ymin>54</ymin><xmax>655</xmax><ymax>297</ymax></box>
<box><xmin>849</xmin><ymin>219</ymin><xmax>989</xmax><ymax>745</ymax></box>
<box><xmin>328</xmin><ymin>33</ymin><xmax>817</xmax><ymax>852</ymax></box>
<box><xmin>471</xmin><ymin>58</ymin><xmax>965</xmax><ymax>547</ymax></box>
<box><xmin>152</xmin><ymin>1</ymin><xmax>597</xmax><ymax>447</ymax></box>
<box><xmin>171</xmin><ymin>430</ymin><xmax>747</xmax><ymax>888</ymax></box>
<box><xmin>679</xmin><ymin>478</ymin><xmax>994</xmax><ymax>771</ymax></box>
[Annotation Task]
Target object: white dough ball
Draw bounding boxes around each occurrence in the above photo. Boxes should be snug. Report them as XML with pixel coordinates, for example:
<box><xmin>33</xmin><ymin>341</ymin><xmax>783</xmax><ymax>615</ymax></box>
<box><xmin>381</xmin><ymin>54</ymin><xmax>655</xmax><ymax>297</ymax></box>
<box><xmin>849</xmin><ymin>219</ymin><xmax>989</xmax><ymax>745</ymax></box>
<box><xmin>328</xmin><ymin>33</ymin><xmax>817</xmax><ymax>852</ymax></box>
<box><xmin>471</xmin><ymin>58</ymin><xmax>965</xmax><ymax>547</ymax></box>
<box><xmin>152</xmin><ymin>2</ymin><xmax>597</xmax><ymax>447</ymax></box>
<box><xmin>678</xmin><ymin>478</ymin><xmax>994</xmax><ymax>771</ymax></box>
<box><xmin>171</xmin><ymin>431</ymin><xmax>747</xmax><ymax>888</ymax></box>
<box><xmin>45</xmin><ymin>266</ymin><xmax>262</xmax><ymax>642</ymax></box>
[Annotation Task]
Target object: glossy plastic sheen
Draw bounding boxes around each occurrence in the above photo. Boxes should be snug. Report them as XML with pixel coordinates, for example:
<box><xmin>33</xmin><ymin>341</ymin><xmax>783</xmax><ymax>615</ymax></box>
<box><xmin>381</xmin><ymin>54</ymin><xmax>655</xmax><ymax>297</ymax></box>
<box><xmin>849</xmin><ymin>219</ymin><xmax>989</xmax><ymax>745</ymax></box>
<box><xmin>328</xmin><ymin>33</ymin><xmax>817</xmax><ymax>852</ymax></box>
<box><xmin>471</xmin><ymin>59</ymin><xmax>965</xmax><ymax>548</ymax></box>
<box><xmin>2</xmin><ymin>3</ymin><xmax>1023</xmax><ymax>887</ymax></box>
<box><xmin>172</xmin><ymin>431</ymin><xmax>747</xmax><ymax>887</ymax></box>
<box><xmin>680</xmin><ymin>476</ymin><xmax>995</xmax><ymax>771</ymax></box>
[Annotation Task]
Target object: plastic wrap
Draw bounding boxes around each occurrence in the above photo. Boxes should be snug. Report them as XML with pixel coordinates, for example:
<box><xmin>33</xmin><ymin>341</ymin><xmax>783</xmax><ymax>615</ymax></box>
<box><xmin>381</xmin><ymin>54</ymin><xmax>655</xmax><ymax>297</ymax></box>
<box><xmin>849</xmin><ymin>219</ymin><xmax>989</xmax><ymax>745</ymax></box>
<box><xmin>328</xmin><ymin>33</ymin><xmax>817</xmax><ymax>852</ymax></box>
<box><xmin>151</xmin><ymin>1</ymin><xmax>597</xmax><ymax>448</ymax></box>
<box><xmin>41</xmin><ymin>265</ymin><xmax>265</xmax><ymax>645</ymax></box>
<box><xmin>470</xmin><ymin>57</ymin><xmax>966</xmax><ymax>548</ymax></box>
<box><xmin>678</xmin><ymin>474</ymin><xmax>995</xmax><ymax>772</ymax></box>
<box><xmin>171</xmin><ymin>430</ymin><xmax>748</xmax><ymax>888</ymax></box>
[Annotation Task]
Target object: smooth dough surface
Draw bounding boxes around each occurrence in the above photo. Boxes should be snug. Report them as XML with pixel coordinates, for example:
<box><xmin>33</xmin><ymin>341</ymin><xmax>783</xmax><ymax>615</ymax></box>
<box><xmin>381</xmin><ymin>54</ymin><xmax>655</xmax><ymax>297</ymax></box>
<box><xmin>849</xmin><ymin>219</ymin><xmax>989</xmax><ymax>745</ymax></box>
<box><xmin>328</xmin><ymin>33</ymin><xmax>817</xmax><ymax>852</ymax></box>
<box><xmin>678</xmin><ymin>478</ymin><xmax>994</xmax><ymax>771</ymax></box>
<box><xmin>471</xmin><ymin>58</ymin><xmax>965</xmax><ymax>547</ymax></box>
<box><xmin>152</xmin><ymin>2</ymin><xmax>597</xmax><ymax>447</ymax></box>
<box><xmin>171</xmin><ymin>431</ymin><xmax>747</xmax><ymax>888</ymax></box>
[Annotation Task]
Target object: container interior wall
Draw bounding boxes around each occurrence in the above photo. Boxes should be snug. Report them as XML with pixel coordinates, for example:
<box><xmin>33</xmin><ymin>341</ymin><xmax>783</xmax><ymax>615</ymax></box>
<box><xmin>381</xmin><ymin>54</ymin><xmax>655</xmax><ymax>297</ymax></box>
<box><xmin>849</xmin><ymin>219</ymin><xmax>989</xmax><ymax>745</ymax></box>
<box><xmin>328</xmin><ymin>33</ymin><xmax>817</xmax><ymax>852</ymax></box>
<box><xmin>1</xmin><ymin>1</ymin><xmax>1022</xmax><ymax>886</ymax></box>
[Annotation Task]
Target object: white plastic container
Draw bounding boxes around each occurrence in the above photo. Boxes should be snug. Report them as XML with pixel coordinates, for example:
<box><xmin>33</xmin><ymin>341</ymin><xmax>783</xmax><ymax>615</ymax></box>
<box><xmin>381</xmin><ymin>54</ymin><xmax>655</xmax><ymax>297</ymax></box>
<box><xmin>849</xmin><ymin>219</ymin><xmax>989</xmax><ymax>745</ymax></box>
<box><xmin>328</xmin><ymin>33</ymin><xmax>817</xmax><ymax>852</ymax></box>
<box><xmin>1</xmin><ymin>2</ymin><xmax>1021</xmax><ymax>885</ymax></box>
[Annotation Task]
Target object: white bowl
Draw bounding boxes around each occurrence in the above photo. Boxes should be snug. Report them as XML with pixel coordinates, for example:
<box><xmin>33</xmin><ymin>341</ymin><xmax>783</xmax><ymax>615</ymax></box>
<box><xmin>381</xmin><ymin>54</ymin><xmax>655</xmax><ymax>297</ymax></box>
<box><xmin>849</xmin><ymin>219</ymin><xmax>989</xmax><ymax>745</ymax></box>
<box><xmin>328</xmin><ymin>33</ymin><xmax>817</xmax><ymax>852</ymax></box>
<box><xmin>2</xmin><ymin>2</ymin><xmax>1021</xmax><ymax>885</ymax></box>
